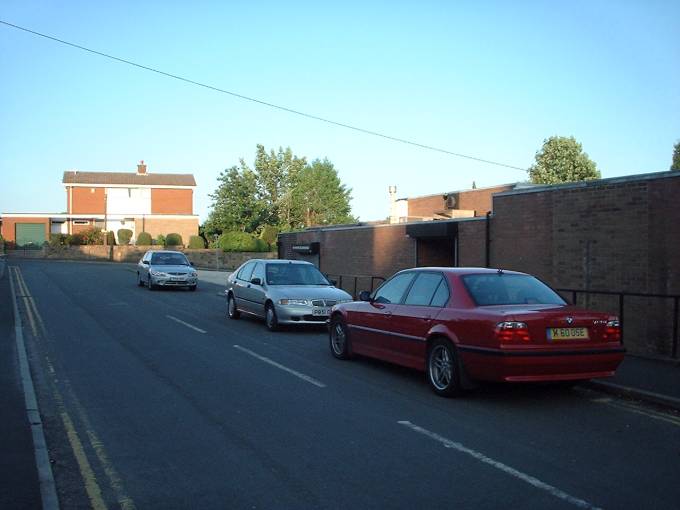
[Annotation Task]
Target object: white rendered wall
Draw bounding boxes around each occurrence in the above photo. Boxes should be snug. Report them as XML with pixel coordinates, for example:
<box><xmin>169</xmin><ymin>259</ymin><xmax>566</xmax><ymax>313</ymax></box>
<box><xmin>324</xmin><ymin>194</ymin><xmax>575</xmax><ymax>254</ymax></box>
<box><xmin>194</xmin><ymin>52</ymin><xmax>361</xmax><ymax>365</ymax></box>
<box><xmin>106</xmin><ymin>188</ymin><xmax>151</xmax><ymax>215</ymax></box>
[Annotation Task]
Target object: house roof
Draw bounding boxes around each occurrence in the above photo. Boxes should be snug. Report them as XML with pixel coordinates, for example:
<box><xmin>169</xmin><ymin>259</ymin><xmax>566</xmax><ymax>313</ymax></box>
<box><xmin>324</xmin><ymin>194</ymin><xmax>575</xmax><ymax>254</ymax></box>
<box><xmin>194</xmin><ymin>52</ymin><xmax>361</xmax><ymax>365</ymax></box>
<box><xmin>62</xmin><ymin>171</ymin><xmax>196</xmax><ymax>186</ymax></box>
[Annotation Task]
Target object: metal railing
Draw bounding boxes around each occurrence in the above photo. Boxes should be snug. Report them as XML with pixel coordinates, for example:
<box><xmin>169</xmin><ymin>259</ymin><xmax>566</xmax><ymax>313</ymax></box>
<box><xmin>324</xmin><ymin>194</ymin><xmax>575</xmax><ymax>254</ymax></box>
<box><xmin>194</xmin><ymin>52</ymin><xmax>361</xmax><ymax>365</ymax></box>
<box><xmin>327</xmin><ymin>274</ymin><xmax>386</xmax><ymax>300</ymax></box>
<box><xmin>556</xmin><ymin>288</ymin><xmax>680</xmax><ymax>359</ymax></box>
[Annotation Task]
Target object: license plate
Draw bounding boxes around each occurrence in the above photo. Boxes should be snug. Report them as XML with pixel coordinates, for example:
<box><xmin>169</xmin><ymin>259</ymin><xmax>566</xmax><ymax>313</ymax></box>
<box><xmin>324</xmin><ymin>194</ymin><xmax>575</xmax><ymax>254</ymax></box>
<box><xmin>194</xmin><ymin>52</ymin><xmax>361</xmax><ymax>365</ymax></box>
<box><xmin>171</xmin><ymin>277</ymin><xmax>185</xmax><ymax>281</ymax></box>
<box><xmin>312</xmin><ymin>307</ymin><xmax>331</xmax><ymax>316</ymax></box>
<box><xmin>547</xmin><ymin>327</ymin><xmax>589</xmax><ymax>341</ymax></box>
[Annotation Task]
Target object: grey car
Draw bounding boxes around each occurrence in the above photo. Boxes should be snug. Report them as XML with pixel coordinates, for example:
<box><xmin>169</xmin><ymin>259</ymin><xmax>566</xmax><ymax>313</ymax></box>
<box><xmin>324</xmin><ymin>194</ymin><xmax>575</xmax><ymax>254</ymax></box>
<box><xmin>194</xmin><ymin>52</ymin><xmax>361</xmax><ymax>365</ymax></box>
<box><xmin>137</xmin><ymin>250</ymin><xmax>198</xmax><ymax>291</ymax></box>
<box><xmin>225</xmin><ymin>259</ymin><xmax>352</xmax><ymax>331</ymax></box>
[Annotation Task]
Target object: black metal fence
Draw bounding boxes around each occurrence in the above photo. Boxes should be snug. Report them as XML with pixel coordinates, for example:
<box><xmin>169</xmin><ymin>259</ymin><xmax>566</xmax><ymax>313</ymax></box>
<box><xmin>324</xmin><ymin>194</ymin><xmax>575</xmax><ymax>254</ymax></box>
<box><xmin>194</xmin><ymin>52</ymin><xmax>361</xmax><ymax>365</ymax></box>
<box><xmin>327</xmin><ymin>274</ymin><xmax>386</xmax><ymax>300</ymax></box>
<box><xmin>557</xmin><ymin>288</ymin><xmax>680</xmax><ymax>359</ymax></box>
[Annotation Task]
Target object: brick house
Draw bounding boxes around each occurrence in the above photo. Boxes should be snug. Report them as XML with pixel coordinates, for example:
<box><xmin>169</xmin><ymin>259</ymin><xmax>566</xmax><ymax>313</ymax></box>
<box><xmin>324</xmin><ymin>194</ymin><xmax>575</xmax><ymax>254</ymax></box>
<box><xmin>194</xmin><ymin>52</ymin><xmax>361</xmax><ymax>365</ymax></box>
<box><xmin>1</xmin><ymin>161</ymin><xmax>199</xmax><ymax>247</ymax></box>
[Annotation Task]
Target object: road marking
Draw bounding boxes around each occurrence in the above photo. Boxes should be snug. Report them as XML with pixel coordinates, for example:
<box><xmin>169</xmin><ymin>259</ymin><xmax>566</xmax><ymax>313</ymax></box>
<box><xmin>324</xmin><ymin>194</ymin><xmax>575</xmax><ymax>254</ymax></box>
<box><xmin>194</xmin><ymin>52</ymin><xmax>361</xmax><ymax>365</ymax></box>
<box><xmin>398</xmin><ymin>421</ymin><xmax>600</xmax><ymax>510</ymax></box>
<box><xmin>8</xmin><ymin>267</ymin><xmax>60</xmax><ymax>510</ymax></box>
<box><xmin>233</xmin><ymin>345</ymin><xmax>326</xmax><ymax>388</ymax></box>
<box><xmin>14</xmin><ymin>267</ymin><xmax>48</xmax><ymax>338</ymax></box>
<box><xmin>166</xmin><ymin>315</ymin><xmax>206</xmax><ymax>333</ymax></box>
<box><xmin>60</xmin><ymin>410</ymin><xmax>108</xmax><ymax>510</ymax></box>
<box><xmin>592</xmin><ymin>398</ymin><xmax>680</xmax><ymax>427</ymax></box>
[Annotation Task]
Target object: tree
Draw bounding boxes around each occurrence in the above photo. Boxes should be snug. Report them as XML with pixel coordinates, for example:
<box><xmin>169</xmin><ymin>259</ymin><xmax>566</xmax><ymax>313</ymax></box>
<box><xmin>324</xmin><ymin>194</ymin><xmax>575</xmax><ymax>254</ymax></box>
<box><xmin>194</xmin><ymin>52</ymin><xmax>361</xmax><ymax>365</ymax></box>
<box><xmin>671</xmin><ymin>141</ymin><xmax>680</xmax><ymax>171</ymax></box>
<box><xmin>290</xmin><ymin>159</ymin><xmax>355</xmax><ymax>228</ymax></box>
<box><xmin>204</xmin><ymin>165</ymin><xmax>264</xmax><ymax>236</ymax></box>
<box><xmin>528</xmin><ymin>136</ymin><xmax>600</xmax><ymax>184</ymax></box>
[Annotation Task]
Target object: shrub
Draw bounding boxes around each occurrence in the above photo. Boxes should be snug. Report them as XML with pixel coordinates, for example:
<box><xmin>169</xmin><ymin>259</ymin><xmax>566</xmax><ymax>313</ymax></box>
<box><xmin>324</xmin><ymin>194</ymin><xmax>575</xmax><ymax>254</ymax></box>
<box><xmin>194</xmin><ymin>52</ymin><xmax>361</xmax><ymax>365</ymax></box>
<box><xmin>155</xmin><ymin>234</ymin><xmax>166</xmax><ymax>246</ymax></box>
<box><xmin>259</xmin><ymin>225</ymin><xmax>279</xmax><ymax>247</ymax></box>
<box><xmin>81</xmin><ymin>227</ymin><xmax>103</xmax><ymax>245</ymax></box>
<box><xmin>67</xmin><ymin>233</ymin><xmax>85</xmax><ymax>246</ymax></box>
<box><xmin>49</xmin><ymin>233</ymin><xmax>69</xmax><ymax>247</ymax></box>
<box><xmin>165</xmin><ymin>233</ymin><xmax>183</xmax><ymax>247</ymax></box>
<box><xmin>117</xmin><ymin>229</ymin><xmax>133</xmax><ymax>246</ymax></box>
<box><xmin>105</xmin><ymin>231</ymin><xmax>116</xmax><ymax>246</ymax></box>
<box><xmin>218</xmin><ymin>231</ymin><xmax>259</xmax><ymax>252</ymax></box>
<box><xmin>188</xmin><ymin>235</ymin><xmax>206</xmax><ymax>249</ymax></box>
<box><xmin>136</xmin><ymin>232</ymin><xmax>152</xmax><ymax>246</ymax></box>
<box><xmin>255</xmin><ymin>238</ymin><xmax>270</xmax><ymax>252</ymax></box>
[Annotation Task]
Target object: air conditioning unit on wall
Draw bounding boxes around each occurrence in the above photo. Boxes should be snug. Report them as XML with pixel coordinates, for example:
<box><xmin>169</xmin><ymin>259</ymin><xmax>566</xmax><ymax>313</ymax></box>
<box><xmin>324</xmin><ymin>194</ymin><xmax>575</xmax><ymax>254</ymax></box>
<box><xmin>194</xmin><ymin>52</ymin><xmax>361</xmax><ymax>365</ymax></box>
<box><xmin>444</xmin><ymin>194</ymin><xmax>457</xmax><ymax>210</ymax></box>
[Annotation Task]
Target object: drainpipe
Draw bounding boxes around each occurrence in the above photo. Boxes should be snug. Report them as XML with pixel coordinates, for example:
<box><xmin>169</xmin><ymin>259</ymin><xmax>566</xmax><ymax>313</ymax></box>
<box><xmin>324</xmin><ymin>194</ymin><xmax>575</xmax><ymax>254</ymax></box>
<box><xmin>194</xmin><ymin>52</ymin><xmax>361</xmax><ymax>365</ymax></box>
<box><xmin>485</xmin><ymin>211</ymin><xmax>491</xmax><ymax>268</ymax></box>
<box><xmin>68</xmin><ymin>186</ymin><xmax>73</xmax><ymax>234</ymax></box>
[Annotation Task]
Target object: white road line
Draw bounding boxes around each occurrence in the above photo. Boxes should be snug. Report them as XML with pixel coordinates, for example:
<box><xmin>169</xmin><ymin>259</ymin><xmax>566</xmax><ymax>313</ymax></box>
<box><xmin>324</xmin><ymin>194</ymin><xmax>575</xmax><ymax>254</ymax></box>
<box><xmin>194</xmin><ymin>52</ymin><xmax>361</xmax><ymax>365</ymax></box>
<box><xmin>398</xmin><ymin>420</ymin><xmax>600</xmax><ymax>510</ymax></box>
<box><xmin>166</xmin><ymin>315</ymin><xmax>206</xmax><ymax>333</ymax></box>
<box><xmin>233</xmin><ymin>345</ymin><xmax>326</xmax><ymax>388</ymax></box>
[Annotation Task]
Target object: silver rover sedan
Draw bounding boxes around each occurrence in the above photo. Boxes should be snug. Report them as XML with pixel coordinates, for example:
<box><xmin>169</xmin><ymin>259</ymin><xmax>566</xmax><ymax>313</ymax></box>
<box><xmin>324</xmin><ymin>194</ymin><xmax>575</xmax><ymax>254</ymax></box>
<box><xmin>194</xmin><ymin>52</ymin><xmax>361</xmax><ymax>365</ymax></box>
<box><xmin>225</xmin><ymin>259</ymin><xmax>352</xmax><ymax>331</ymax></box>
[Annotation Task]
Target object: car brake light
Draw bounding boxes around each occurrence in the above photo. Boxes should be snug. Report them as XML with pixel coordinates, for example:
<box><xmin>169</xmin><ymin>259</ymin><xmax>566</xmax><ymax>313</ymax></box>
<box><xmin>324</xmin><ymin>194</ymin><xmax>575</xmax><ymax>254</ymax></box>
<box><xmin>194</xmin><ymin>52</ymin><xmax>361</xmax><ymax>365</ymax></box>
<box><xmin>495</xmin><ymin>321</ymin><xmax>530</xmax><ymax>342</ymax></box>
<box><xmin>603</xmin><ymin>319</ymin><xmax>621</xmax><ymax>342</ymax></box>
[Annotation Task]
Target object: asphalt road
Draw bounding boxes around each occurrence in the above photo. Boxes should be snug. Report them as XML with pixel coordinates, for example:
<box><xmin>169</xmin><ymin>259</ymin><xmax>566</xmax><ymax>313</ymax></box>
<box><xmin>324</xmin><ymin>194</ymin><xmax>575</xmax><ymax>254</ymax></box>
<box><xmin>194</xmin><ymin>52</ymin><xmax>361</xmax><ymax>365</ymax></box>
<box><xmin>6</xmin><ymin>260</ymin><xmax>680</xmax><ymax>509</ymax></box>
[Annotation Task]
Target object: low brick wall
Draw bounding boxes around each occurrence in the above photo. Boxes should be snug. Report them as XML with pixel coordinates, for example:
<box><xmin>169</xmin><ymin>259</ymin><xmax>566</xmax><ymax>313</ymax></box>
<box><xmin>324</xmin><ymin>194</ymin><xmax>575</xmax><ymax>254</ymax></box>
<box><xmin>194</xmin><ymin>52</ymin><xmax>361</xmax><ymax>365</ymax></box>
<box><xmin>7</xmin><ymin>244</ymin><xmax>276</xmax><ymax>270</ymax></box>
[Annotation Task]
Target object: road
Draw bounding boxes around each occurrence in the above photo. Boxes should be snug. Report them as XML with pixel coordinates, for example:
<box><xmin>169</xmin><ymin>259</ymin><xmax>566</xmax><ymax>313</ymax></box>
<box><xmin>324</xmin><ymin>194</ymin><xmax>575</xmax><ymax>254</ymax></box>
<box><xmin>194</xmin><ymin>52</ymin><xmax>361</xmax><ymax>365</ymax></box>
<box><xmin>5</xmin><ymin>260</ymin><xmax>680</xmax><ymax>509</ymax></box>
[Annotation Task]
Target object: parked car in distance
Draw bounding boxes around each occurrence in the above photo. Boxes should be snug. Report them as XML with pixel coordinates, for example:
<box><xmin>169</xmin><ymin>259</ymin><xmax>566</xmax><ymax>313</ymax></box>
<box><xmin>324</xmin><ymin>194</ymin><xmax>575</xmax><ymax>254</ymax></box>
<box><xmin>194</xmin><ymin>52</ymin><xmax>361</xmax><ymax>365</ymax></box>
<box><xmin>226</xmin><ymin>259</ymin><xmax>353</xmax><ymax>331</ymax></box>
<box><xmin>329</xmin><ymin>267</ymin><xmax>625</xmax><ymax>397</ymax></box>
<box><xmin>137</xmin><ymin>250</ymin><xmax>198</xmax><ymax>291</ymax></box>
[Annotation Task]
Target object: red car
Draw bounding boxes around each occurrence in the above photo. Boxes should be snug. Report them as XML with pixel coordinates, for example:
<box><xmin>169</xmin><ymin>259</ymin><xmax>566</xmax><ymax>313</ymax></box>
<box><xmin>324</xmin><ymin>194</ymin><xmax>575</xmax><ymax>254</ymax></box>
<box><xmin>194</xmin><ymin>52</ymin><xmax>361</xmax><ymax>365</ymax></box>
<box><xmin>329</xmin><ymin>267</ymin><xmax>625</xmax><ymax>397</ymax></box>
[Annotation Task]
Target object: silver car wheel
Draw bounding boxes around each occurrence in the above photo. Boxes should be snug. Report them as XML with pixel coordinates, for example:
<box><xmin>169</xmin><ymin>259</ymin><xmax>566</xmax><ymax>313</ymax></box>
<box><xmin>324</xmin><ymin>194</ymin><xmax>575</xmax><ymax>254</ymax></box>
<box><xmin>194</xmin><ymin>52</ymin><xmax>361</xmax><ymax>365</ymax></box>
<box><xmin>265</xmin><ymin>304</ymin><xmax>278</xmax><ymax>331</ymax></box>
<box><xmin>331</xmin><ymin>322</ymin><xmax>346</xmax><ymax>355</ymax></box>
<box><xmin>429</xmin><ymin>344</ymin><xmax>453</xmax><ymax>391</ymax></box>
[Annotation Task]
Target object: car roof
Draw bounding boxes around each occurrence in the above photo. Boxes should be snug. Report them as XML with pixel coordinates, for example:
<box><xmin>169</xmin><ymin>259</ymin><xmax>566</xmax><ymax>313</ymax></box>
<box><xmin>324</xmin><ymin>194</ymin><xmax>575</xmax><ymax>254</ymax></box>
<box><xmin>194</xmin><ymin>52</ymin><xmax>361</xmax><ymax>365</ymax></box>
<box><xmin>401</xmin><ymin>267</ymin><xmax>528</xmax><ymax>276</ymax></box>
<box><xmin>148</xmin><ymin>250</ymin><xmax>185</xmax><ymax>255</ymax></box>
<box><xmin>254</xmin><ymin>259</ymin><xmax>314</xmax><ymax>265</ymax></box>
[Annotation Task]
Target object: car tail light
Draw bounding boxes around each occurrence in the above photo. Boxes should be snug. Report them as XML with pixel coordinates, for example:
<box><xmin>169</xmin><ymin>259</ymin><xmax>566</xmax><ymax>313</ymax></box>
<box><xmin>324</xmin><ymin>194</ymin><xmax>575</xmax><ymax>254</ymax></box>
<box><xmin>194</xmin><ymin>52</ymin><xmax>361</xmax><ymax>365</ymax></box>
<box><xmin>495</xmin><ymin>322</ymin><xmax>530</xmax><ymax>343</ymax></box>
<box><xmin>603</xmin><ymin>319</ymin><xmax>621</xmax><ymax>342</ymax></box>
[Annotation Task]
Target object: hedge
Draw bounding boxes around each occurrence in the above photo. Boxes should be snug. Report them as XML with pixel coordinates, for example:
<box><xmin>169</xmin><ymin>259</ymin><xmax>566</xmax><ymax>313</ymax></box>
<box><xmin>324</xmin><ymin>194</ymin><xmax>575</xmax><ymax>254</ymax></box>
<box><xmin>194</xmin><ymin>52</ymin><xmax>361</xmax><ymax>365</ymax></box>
<box><xmin>165</xmin><ymin>233</ymin><xmax>183</xmax><ymax>246</ymax></box>
<box><xmin>188</xmin><ymin>235</ymin><xmax>206</xmax><ymax>249</ymax></box>
<box><xmin>106</xmin><ymin>231</ymin><xmax>116</xmax><ymax>246</ymax></box>
<box><xmin>136</xmin><ymin>232</ymin><xmax>152</xmax><ymax>246</ymax></box>
<box><xmin>117</xmin><ymin>229</ymin><xmax>133</xmax><ymax>246</ymax></box>
<box><xmin>218</xmin><ymin>231</ymin><xmax>269</xmax><ymax>252</ymax></box>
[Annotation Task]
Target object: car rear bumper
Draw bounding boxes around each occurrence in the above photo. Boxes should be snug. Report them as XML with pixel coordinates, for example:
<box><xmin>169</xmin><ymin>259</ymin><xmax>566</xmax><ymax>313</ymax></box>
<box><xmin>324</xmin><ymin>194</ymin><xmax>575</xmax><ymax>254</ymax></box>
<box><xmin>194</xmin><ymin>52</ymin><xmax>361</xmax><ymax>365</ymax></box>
<box><xmin>458</xmin><ymin>345</ymin><xmax>626</xmax><ymax>382</ymax></box>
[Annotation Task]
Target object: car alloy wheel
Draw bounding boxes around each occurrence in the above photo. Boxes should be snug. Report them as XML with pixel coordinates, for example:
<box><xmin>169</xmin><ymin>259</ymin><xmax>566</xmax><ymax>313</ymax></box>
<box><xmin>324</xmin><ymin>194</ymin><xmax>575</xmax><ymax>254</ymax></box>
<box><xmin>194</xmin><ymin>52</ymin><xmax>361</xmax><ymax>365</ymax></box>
<box><xmin>427</xmin><ymin>339</ymin><xmax>462</xmax><ymax>397</ymax></box>
<box><xmin>329</xmin><ymin>317</ymin><xmax>352</xmax><ymax>360</ymax></box>
<box><xmin>265</xmin><ymin>303</ymin><xmax>279</xmax><ymax>331</ymax></box>
<box><xmin>137</xmin><ymin>273</ymin><xmax>144</xmax><ymax>287</ymax></box>
<box><xmin>227</xmin><ymin>294</ymin><xmax>240</xmax><ymax>320</ymax></box>
<box><xmin>147</xmin><ymin>276</ymin><xmax>155</xmax><ymax>291</ymax></box>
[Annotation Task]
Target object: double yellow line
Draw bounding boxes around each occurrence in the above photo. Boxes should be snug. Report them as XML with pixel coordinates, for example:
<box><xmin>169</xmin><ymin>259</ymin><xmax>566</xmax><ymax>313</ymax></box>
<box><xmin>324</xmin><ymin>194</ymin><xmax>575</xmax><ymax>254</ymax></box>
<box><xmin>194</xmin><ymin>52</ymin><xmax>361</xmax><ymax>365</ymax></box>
<box><xmin>10</xmin><ymin>266</ymin><xmax>136</xmax><ymax>510</ymax></box>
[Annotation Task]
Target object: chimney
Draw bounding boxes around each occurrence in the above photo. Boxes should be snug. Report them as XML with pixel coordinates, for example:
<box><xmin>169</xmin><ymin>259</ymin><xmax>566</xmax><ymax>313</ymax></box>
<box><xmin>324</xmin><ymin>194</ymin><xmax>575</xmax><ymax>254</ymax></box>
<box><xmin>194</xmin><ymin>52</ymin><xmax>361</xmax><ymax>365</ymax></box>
<box><xmin>137</xmin><ymin>160</ymin><xmax>147</xmax><ymax>175</ymax></box>
<box><xmin>388</xmin><ymin>185</ymin><xmax>398</xmax><ymax>224</ymax></box>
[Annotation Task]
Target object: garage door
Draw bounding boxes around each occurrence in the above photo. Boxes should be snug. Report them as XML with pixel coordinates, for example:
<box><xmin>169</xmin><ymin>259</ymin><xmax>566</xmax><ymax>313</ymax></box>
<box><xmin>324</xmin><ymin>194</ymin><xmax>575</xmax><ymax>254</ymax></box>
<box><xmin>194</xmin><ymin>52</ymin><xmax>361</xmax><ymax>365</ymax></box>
<box><xmin>16</xmin><ymin>223</ymin><xmax>46</xmax><ymax>249</ymax></box>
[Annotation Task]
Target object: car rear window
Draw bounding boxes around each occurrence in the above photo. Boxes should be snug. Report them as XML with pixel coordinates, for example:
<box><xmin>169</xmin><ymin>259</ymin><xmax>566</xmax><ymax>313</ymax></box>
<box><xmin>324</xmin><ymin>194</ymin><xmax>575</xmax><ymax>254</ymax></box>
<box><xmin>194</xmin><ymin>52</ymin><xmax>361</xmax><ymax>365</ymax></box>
<box><xmin>461</xmin><ymin>274</ymin><xmax>565</xmax><ymax>306</ymax></box>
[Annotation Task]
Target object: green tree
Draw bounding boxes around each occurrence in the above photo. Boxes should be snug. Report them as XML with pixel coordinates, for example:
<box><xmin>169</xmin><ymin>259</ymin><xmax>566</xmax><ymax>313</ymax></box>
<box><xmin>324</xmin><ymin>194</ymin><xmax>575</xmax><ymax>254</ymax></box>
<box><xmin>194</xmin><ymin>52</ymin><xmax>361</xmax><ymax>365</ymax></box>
<box><xmin>290</xmin><ymin>158</ymin><xmax>355</xmax><ymax>228</ymax></box>
<box><xmin>205</xmin><ymin>165</ymin><xmax>264</xmax><ymax>236</ymax></box>
<box><xmin>671</xmin><ymin>140</ymin><xmax>680</xmax><ymax>171</ymax></box>
<box><xmin>528</xmin><ymin>136</ymin><xmax>600</xmax><ymax>184</ymax></box>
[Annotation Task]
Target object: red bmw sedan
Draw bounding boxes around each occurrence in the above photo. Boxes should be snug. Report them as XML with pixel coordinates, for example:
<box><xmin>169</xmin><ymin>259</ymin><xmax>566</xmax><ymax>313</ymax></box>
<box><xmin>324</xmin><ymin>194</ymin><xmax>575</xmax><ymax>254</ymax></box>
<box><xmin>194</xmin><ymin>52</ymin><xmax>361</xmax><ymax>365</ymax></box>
<box><xmin>329</xmin><ymin>267</ymin><xmax>625</xmax><ymax>397</ymax></box>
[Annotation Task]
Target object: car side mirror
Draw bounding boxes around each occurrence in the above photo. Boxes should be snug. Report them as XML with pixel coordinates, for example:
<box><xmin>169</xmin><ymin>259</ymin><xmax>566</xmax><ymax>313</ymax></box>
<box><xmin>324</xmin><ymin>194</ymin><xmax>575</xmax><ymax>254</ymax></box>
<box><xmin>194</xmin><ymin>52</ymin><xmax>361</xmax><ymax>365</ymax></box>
<box><xmin>190</xmin><ymin>261</ymin><xmax>195</xmax><ymax>266</ymax></box>
<box><xmin>250</xmin><ymin>277</ymin><xmax>262</xmax><ymax>286</ymax></box>
<box><xmin>359</xmin><ymin>290</ymin><xmax>372</xmax><ymax>302</ymax></box>
<box><xmin>142</xmin><ymin>260</ymin><xmax>149</xmax><ymax>265</ymax></box>
<box><xmin>329</xmin><ymin>279</ymin><xmax>338</xmax><ymax>286</ymax></box>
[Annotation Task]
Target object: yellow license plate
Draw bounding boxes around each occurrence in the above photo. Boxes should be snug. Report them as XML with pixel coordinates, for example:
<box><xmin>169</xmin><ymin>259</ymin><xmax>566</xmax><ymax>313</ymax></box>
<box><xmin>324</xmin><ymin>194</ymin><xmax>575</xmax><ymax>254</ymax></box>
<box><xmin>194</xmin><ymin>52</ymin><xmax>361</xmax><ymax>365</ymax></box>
<box><xmin>548</xmin><ymin>327</ymin><xmax>589</xmax><ymax>341</ymax></box>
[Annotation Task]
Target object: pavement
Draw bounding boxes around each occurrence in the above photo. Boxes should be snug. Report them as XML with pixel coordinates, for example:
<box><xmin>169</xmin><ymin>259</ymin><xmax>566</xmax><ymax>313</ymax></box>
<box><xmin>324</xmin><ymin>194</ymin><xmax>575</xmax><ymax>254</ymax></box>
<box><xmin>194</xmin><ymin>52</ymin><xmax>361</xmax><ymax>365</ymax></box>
<box><xmin>0</xmin><ymin>257</ymin><xmax>680</xmax><ymax>509</ymax></box>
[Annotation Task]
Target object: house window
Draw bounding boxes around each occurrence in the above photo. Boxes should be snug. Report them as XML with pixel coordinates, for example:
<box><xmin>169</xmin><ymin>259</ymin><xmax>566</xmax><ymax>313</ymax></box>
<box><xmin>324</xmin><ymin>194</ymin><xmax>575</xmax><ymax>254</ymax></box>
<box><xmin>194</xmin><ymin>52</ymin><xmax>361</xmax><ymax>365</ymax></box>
<box><xmin>73</xmin><ymin>220</ymin><xmax>90</xmax><ymax>225</ymax></box>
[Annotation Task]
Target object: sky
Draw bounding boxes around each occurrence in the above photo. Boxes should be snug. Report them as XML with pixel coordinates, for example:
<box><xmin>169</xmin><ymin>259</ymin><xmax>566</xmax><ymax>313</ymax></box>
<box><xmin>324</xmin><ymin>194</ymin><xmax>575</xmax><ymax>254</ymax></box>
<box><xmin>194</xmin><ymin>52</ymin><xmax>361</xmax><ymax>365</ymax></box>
<box><xmin>1</xmin><ymin>1</ymin><xmax>679</xmax><ymax>223</ymax></box>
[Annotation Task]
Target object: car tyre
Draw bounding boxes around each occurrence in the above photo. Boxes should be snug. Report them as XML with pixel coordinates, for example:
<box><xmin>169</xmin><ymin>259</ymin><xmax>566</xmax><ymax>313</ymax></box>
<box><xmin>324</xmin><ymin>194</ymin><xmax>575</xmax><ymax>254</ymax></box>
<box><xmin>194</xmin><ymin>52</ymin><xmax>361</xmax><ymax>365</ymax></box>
<box><xmin>265</xmin><ymin>303</ymin><xmax>279</xmax><ymax>331</ymax></box>
<box><xmin>427</xmin><ymin>338</ymin><xmax>463</xmax><ymax>398</ymax></box>
<box><xmin>227</xmin><ymin>294</ymin><xmax>240</xmax><ymax>320</ymax></box>
<box><xmin>189</xmin><ymin>285</ymin><xmax>197</xmax><ymax>292</ymax></box>
<box><xmin>147</xmin><ymin>276</ymin><xmax>156</xmax><ymax>291</ymax></box>
<box><xmin>329</xmin><ymin>316</ymin><xmax>352</xmax><ymax>360</ymax></box>
<box><xmin>137</xmin><ymin>273</ymin><xmax>144</xmax><ymax>287</ymax></box>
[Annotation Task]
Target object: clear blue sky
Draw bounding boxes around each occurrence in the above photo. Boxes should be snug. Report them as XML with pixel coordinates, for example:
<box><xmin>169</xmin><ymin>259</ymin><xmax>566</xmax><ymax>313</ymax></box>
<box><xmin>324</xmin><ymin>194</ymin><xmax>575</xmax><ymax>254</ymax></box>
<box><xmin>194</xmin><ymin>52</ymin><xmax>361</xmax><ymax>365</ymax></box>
<box><xmin>1</xmin><ymin>1</ymin><xmax>679</xmax><ymax>222</ymax></box>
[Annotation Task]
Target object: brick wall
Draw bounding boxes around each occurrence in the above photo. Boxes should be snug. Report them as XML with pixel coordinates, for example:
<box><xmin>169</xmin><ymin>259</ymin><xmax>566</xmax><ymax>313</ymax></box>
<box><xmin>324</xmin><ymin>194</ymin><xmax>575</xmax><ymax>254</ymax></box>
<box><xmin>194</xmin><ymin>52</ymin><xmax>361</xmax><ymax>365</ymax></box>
<box><xmin>134</xmin><ymin>217</ymin><xmax>199</xmax><ymax>245</ymax></box>
<box><xmin>407</xmin><ymin>185</ymin><xmax>513</xmax><ymax>218</ymax></box>
<box><xmin>151</xmin><ymin>189</ymin><xmax>193</xmax><ymax>214</ymax></box>
<box><xmin>71</xmin><ymin>187</ymin><xmax>105</xmax><ymax>214</ymax></box>
<box><xmin>457</xmin><ymin>219</ymin><xmax>486</xmax><ymax>266</ymax></box>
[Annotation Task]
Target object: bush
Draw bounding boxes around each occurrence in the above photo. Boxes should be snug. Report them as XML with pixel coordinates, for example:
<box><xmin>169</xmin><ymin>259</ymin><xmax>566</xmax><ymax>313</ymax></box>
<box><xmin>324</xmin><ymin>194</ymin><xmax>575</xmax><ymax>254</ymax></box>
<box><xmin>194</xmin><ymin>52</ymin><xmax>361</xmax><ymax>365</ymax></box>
<box><xmin>255</xmin><ymin>238</ymin><xmax>270</xmax><ymax>252</ymax></box>
<box><xmin>188</xmin><ymin>235</ymin><xmax>206</xmax><ymax>249</ymax></box>
<box><xmin>105</xmin><ymin>231</ymin><xmax>116</xmax><ymax>246</ymax></box>
<box><xmin>218</xmin><ymin>231</ymin><xmax>259</xmax><ymax>252</ymax></box>
<box><xmin>259</xmin><ymin>225</ymin><xmax>279</xmax><ymax>247</ymax></box>
<box><xmin>136</xmin><ymin>232</ymin><xmax>152</xmax><ymax>246</ymax></box>
<box><xmin>81</xmin><ymin>227</ymin><xmax>103</xmax><ymax>245</ymax></box>
<box><xmin>165</xmin><ymin>233</ymin><xmax>183</xmax><ymax>247</ymax></box>
<box><xmin>117</xmin><ymin>229</ymin><xmax>133</xmax><ymax>246</ymax></box>
<box><xmin>155</xmin><ymin>234</ymin><xmax>165</xmax><ymax>246</ymax></box>
<box><xmin>67</xmin><ymin>233</ymin><xmax>85</xmax><ymax>246</ymax></box>
<box><xmin>49</xmin><ymin>234</ymin><xmax>69</xmax><ymax>247</ymax></box>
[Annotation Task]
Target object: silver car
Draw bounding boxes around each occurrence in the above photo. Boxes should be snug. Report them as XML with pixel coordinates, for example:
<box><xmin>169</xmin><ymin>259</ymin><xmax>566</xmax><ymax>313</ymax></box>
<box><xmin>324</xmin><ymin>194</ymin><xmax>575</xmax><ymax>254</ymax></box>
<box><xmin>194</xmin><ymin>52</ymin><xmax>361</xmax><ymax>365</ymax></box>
<box><xmin>137</xmin><ymin>250</ymin><xmax>198</xmax><ymax>291</ymax></box>
<box><xmin>226</xmin><ymin>259</ymin><xmax>352</xmax><ymax>331</ymax></box>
